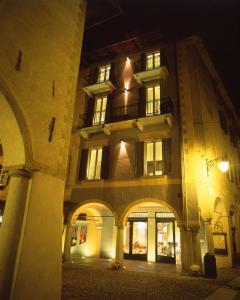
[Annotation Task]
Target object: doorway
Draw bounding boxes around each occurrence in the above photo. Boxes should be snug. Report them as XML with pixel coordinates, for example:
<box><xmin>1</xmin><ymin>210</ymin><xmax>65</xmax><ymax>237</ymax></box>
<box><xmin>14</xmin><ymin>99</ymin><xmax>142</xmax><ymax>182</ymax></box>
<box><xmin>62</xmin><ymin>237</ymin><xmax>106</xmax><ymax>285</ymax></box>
<box><xmin>156</xmin><ymin>215</ymin><xmax>176</xmax><ymax>263</ymax></box>
<box><xmin>124</xmin><ymin>218</ymin><xmax>148</xmax><ymax>261</ymax></box>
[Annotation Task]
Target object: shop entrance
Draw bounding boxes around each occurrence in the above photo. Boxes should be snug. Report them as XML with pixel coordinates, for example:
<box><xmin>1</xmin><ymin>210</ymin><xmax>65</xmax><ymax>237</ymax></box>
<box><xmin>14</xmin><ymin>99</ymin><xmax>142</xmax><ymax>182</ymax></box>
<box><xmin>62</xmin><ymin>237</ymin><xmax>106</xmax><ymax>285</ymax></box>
<box><xmin>124</xmin><ymin>217</ymin><xmax>148</xmax><ymax>260</ymax></box>
<box><xmin>156</xmin><ymin>213</ymin><xmax>176</xmax><ymax>263</ymax></box>
<box><xmin>123</xmin><ymin>203</ymin><xmax>180</xmax><ymax>264</ymax></box>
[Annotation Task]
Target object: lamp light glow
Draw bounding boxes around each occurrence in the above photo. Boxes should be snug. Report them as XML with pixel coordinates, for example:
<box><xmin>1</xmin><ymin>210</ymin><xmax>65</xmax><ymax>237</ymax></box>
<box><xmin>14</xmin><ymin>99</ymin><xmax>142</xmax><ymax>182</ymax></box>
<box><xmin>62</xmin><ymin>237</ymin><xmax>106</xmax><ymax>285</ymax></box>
<box><xmin>218</xmin><ymin>161</ymin><xmax>229</xmax><ymax>173</ymax></box>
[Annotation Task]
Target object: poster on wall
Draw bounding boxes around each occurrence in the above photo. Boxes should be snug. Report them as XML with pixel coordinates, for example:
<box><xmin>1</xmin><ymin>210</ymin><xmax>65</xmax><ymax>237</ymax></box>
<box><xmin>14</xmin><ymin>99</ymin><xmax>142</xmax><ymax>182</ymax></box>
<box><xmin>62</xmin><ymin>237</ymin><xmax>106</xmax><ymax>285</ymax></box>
<box><xmin>79</xmin><ymin>225</ymin><xmax>87</xmax><ymax>244</ymax></box>
<box><xmin>213</xmin><ymin>232</ymin><xmax>228</xmax><ymax>255</ymax></box>
<box><xmin>71</xmin><ymin>225</ymin><xmax>78</xmax><ymax>247</ymax></box>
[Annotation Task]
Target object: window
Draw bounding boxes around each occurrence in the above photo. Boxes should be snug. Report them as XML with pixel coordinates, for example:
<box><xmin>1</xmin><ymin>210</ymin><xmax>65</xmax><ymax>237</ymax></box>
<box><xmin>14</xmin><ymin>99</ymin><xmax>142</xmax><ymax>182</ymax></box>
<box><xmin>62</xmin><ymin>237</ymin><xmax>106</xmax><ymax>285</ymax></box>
<box><xmin>97</xmin><ymin>65</ymin><xmax>111</xmax><ymax>83</ymax></box>
<box><xmin>145</xmin><ymin>141</ymin><xmax>163</xmax><ymax>176</ymax></box>
<box><xmin>146</xmin><ymin>51</ymin><xmax>160</xmax><ymax>70</ymax></box>
<box><xmin>87</xmin><ymin>147</ymin><xmax>102</xmax><ymax>180</ymax></box>
<box><xmin>146</xmin><ymin>85</ymin><xmax>160</xmax><ymax>116</ymax></box>
<box><xmin>93</xmin><ymin>96</ymin><xmax>107</xmax><ymax>125</ymax></box>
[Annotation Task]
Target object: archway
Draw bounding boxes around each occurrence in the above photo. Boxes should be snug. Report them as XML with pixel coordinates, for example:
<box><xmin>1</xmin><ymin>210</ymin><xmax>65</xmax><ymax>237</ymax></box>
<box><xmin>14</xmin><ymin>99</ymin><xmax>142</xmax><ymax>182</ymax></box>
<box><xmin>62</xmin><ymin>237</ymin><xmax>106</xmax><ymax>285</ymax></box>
<box><xmin>67</xmin><ymin>202</ymin><xmax>116</xmax><ymax>260</ymax></box>
<box><xmin>0</xmin><ymin>83</ymin><xmax>30</xmax><ymax>299</ymax></box>
<box><xmin>122</xmin><ymin>199</ymin><xmax>181</xmax><ymax>264</ymax></box>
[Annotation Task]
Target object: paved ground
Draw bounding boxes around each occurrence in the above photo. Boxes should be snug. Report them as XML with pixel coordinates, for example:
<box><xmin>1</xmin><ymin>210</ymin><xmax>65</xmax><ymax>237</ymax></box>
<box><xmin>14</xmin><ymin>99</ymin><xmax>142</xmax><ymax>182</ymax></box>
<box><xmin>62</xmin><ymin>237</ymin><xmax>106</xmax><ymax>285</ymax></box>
<box><xmin>62</xmin><ymin>258</ymin><xmax>240</xmax><ymax>300</ymax></box>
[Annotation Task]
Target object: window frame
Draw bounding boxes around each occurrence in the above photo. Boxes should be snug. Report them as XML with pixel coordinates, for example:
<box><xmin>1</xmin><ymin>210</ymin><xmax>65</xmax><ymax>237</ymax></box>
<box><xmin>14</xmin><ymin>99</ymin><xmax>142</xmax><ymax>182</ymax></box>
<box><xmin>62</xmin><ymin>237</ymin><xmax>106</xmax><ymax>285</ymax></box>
<box><xmin>146</xmin><ymin>51</ymin><xmax>161</xmax><ymax>70</ymax></box>
<box><xmin>97</xmin><ymin>65</ymin><xmax>111</xmax><ymax>83</ymax></box>
<box><xmin>146</xmin><ymin>84</ymin><xmax>161</xmax><ymax>116</ymax></box>
<box><xmin>144</xmin><ymin>140</ymin><xmax>163</xmax><ymax>177</ymax></box>
<box><xmin>92</xmin><ymin>96</ymin><xmax>107</xmax><ymax>125</ymax></box>
<box><xmin>86</xmin><ymin>147</ymin><xmax>103</xmax><ymax>180</ymax></box>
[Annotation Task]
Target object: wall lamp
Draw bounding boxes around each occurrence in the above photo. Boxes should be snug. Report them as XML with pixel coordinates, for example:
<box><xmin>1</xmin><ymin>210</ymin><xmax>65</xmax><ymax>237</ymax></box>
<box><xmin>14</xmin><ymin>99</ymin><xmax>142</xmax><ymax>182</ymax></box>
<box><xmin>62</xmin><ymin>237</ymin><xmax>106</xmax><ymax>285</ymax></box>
<box><xmin>202</xmin><ymin>155</ymin><xmax>229</xmax><ymax>176</ymax></box>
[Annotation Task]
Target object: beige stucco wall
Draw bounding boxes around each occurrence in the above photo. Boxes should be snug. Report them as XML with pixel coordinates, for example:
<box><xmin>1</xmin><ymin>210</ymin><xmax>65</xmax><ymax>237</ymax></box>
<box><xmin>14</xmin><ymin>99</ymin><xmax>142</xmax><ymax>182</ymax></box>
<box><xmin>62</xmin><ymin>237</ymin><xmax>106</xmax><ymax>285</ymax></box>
<box><xmin>183</xmin><ymin>38</ymin><xmax>240</xmax><ymax>268</ymax></box>
<box><xmin>0</xmin><ymin>1</ymin><xmax>86</xmax><ymax>299</ymax></box>
<box><xmin>67</xmin><ymin>42</ymin><xmax>183</xmax><ymax>227</ymax></box>
<box><xmin>0</xmin><ymin>0</ymin><xmax>86</xmax><ymax>178</ymax></box>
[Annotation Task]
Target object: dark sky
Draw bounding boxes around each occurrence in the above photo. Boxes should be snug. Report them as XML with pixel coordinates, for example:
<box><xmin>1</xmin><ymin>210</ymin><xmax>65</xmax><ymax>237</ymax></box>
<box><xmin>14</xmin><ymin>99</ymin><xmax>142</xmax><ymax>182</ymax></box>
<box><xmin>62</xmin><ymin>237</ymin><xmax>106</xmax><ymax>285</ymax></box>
<box><xmin>83</xmin><ymin>0</ymin><xmax>240</xmax><ymax>113</ymax></box>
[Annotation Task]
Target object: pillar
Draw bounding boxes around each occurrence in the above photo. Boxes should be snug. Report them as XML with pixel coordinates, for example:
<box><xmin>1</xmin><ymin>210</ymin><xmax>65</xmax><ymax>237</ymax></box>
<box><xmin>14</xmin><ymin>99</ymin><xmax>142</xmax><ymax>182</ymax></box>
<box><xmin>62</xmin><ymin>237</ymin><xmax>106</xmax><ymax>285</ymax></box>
<box><xmin>205</xmin><ymin>218</ymin><xmax>214</xmax><ymax>254</ymax></box>
<box><xmin>147</xmin><ymin>214</ymin><xmax>156</xmax><ymax>262</ymax></box>
<box><xmin>63</xmin><ymin>223</ymin><xmax>72</xmax><ymax>262</ymax></box>
<box><xmin>115</xmin><ymin>224</ymin><xmax>124</xmax><ymax>261</ymax></box>
<box><xmin>180</xmin><ymin>226</ymin><xmax>193</xmax><ymax>272</ymax></box>
<box><xmin>0</xmin><ymin>169</ymin><xmax>31</xmax><ymax>300</ymax></box>
<box><xmin>1</xmin><ymin>170</ymin><xmax>64</xmax><ymax>300</ymax></box>
<box><xmin>192</xmin><ymin>229</ymin><xmax>203</xmax><ymax>268</ymax></box>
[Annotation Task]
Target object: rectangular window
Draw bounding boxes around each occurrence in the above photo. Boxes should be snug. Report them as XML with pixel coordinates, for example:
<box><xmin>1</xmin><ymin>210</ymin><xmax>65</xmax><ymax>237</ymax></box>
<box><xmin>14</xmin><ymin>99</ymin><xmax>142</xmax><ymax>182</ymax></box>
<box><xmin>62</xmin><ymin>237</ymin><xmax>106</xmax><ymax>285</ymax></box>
<box><xmin>146</xmin><ymin>85</ymin><xmax>161</xmax><ymax>116</ymax></box>
<box><xmin>87</xmin><ymin>148</ymin><xmax>102</xmax><ymax>180</ymax></box>
<box><xmin>97</xmin><ymin>65</ymin><xmax>111</xmax><ymax>83</ymax></box>
<box><xmin>145</xmin><ymin>141</ymin><xmax>163</xmax><ymax>176</ymax></box>
<box><xmin>93</xmin><ymin>96</ymin><xmax>107</xmax><ymax>125</ymax></box>
<box><xmin>146</xmin><ymin>51</ymin><xmax>160</xmax><ymax>70</ymax></box>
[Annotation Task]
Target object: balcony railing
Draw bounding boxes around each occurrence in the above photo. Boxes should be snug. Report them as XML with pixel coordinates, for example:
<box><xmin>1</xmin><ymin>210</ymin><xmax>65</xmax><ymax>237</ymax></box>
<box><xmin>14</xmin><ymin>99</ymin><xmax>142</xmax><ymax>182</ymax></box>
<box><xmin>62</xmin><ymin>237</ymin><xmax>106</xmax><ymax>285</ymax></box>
<box><xmin>78</xmin><ymin>97</ymin><xmax>173</xmax><ymax>129</ymax></box>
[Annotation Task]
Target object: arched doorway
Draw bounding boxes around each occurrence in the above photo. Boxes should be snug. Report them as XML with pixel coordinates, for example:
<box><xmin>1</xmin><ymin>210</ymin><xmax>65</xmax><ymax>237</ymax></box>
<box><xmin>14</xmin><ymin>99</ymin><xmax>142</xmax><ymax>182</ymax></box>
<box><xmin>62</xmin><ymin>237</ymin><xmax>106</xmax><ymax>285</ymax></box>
<box><xmin>69</xmin><ymin>202</ymin><xmax>116</xmax><ymax>259</ymax></box>
<box><xmin>122</xmin><ymin>201</ymin><xmax>180</xmax><ymax>264</ymax></box>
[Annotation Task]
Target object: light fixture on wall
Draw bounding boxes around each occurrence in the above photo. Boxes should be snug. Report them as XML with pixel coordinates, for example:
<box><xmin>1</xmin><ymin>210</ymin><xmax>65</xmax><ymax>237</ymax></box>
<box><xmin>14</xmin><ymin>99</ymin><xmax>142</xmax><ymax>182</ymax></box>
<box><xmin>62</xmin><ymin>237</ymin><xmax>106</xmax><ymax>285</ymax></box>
<box><xmin>202</xmin><ymin>155</ymin><xmax>229</xmax><ymax>176</ymax></box>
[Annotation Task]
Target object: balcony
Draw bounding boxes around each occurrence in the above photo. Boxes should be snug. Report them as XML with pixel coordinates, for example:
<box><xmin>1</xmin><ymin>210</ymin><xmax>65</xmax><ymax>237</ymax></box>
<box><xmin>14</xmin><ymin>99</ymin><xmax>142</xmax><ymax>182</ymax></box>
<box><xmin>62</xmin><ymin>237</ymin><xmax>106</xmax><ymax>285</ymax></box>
<box><xmin>83</xmin><ymin>80</ymin><xmax>115</xmax><ymax>97</ymax></box>
<box><xmin>82</xmin><ymin>70</ymin><xmax>115</xmax><ymax>97</ymax></box>
<box><xmin>133</xmin><ymin>61</ymin><xmax>169</xmax><ymax>85</ymax></box>
<box><xmin>78</xmin><ymin>98</ymin><xmax>174</xmax><ymax>139</ymax></box>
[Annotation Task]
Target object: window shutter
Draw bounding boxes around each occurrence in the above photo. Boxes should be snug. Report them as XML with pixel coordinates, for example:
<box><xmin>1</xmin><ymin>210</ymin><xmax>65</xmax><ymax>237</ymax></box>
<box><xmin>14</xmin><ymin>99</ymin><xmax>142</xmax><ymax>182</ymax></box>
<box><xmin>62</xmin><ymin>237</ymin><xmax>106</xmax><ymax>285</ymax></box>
<box><xmin>91</xmin><ymin>67</ymin><xmax>99</xmax><ymax>84</ymax></box>
<box><xmin>101</xmin><ymin>146</ymin><xmax>110</xmax><ymax>179</ymax></box>
<box><xmin>160</xmin><ymin>48</ymin><xmax>167</xmax><ymax>67</ymax></box>
<box><xmin>79</xmin><ymin>149</ymin><xmax>89</xmax><ymax>180</ymax></box>
<box><xmin>109</xmin><ymin>63</ymin><xmax>115</xmax><ymax>84</ymax></box>
<box><xmin>138</xmin><ymin>87</ymin><xmax>146</xmax><ymax>117</ymax></box>
<box><xmin>85</xmin><ymin>97</ymin><xmax>95</xmax><ymax>127</ymax></box>
<box><xmin>163</xmin><ymin>139</ymin><xmax>171</xmax><ymax>175</ymax></box>
<box><xmin>105</xmin><ymin>94</ymin><xmax>113</xmax><ymax>123</ymax></box>
<box><xmin>141</xmin><ymin>53</ymin><xmax>146</xmax><ymax>71</ymax></box>
<box><xmin>135</xmin><ymin>142</ymin><xmax>144</xmax><ymax>177</ymax></box>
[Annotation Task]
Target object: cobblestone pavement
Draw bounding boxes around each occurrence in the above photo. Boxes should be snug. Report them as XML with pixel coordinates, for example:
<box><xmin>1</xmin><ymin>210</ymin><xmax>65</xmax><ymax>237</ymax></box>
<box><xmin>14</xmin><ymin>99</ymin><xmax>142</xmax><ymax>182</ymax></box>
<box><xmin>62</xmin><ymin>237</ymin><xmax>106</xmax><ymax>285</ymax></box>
<box><xmin>62</xmin><ymin>258</ymin><xmax>240</xmax><ymax>300</ymax></box>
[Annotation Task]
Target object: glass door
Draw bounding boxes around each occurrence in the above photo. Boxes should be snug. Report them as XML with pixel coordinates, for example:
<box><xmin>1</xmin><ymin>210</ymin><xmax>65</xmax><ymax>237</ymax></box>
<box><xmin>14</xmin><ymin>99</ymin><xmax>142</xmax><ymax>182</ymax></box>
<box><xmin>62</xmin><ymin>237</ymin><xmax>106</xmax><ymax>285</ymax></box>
<box><xmin>156</xmin><ymin>219</ymin><xmax>176</xmax><ymax>263</ymax></box>
<box><xmin>124</xmin><ymin>219</ymin><xmax>147</xmax><ymax>260</ymax></box>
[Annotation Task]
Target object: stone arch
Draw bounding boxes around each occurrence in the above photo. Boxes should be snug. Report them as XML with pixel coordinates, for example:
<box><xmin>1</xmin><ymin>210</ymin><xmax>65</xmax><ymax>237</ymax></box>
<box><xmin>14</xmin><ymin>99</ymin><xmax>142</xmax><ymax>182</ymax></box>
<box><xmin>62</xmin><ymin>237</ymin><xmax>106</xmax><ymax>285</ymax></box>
<box><xmin>68</xmin><ymin>199</ymin><xmax>118</xmax><ymax>224</ymax></box>
<box><xmin>0</xmin><ymin>77</ymin><xmax>32</xmax><ymax>167</ymax></box>
<box><xmin>120</xmin><ymin>197</ymin><xmax>181</xmax><ymax>226</ymax></box>
<box><xmin>65</xmin><ymin>200</ymin><xmax>117</xmax><ymax>260</ymax></box>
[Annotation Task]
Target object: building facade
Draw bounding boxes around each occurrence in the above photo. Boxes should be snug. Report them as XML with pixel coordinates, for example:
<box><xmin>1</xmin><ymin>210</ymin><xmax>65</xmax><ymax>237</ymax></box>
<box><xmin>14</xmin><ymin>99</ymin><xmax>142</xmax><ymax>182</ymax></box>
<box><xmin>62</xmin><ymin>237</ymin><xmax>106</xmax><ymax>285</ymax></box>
<box><xmin>63</xmin><ymin>34</ymin><xmax>240</xmax><ymax>272</ymax></box>
<box><xmin>0</xmin><ymin>1</ymin><xmax>86</xmax><ymax>299</ymax></box>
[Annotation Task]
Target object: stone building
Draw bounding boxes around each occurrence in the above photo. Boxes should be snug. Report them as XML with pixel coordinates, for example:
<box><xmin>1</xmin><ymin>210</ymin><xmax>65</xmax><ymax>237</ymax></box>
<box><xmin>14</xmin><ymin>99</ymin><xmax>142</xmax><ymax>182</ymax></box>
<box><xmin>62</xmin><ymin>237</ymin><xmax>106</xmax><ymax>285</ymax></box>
<box><xmin>63</xmin><ymin>34</ymin><xmax>240</xmax><ymax>272</ymax></box>
<box><xmin>0</xmin><ymin>1</ymin><xmax>86</xmax><ymax>299</ymax></box>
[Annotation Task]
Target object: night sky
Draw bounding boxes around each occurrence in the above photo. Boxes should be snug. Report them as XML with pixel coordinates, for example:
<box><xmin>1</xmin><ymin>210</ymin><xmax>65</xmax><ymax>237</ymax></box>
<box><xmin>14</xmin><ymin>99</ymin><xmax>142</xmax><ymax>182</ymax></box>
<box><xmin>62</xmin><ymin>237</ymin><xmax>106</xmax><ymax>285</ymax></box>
<box><xmin>83</xmin><ymin>0</ymin><xmax>240</xmax><ymax>114</ymax></box>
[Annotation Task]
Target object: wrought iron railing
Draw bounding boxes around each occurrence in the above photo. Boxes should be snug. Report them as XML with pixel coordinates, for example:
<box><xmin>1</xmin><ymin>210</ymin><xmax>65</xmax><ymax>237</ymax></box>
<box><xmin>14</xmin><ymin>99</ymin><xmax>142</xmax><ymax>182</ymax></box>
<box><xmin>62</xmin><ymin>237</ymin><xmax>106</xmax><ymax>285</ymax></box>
<box><xmin>78</xmin><ymin>97</ymin><xmax>173</xmax><ymax>129</ymax></box>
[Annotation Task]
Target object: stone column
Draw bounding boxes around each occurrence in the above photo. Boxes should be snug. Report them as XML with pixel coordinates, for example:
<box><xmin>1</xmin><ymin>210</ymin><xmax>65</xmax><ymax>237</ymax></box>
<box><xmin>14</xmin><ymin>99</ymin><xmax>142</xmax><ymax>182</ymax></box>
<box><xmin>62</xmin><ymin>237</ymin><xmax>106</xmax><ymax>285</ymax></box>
<box><xmin>180</xmin><ymin>226</ymin><xmax>193</xmax><ymax>272</ymax></box>
<box><xmin>192</xmin><ymin>228</ymin><xmax>203</xmax><ymax>268</ymax></box>
<box><xmin>115</xmin><ymin>224</ymin><xmax>124</xmax><ymax>261</ymax></box>
<box><xmin>0</xmin><ymin>169</ymin><xmax>31</xmax><ymax>300</ymax></box>
<box><xmin>63</xmin><ymin>223</ymin><xmax>72</xmax><ymax>262</ymax></box>
<box><xmin>205</xmin><ymin>218</ymin><xmax>214</xmax><ymax>254</ymax></box>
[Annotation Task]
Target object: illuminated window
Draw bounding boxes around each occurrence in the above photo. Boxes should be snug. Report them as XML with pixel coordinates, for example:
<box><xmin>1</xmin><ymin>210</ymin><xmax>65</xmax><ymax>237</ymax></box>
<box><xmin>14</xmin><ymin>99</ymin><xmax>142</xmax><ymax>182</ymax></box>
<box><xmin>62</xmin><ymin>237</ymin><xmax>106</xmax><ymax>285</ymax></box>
<box><xmin>87</xmin><ymin>148</ymin><xmax>102</xmax><ymax>180</ymax></box>
<box><xmin>93</xmin><ymin>96</ymin><xmax>107</xmax><ymax>125</ymax></box>
<box><xmin>97</xmin><ymin>65</ymin><xmax>111</xmax><ymax>83</ymax></box>
<box><xmin>145</xmin><ymin>141</ymin><xmax>163</xmax><ymax>176</ymax></box>
<box><xmin>146</xmin><ymin>85</ymin><xmax>160</xmax><ymax>116</ymax></box>
<box><xmin>146</xmin><ymin>51</ymin><xmax>160</xmax><ymax>70</ymax></box>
